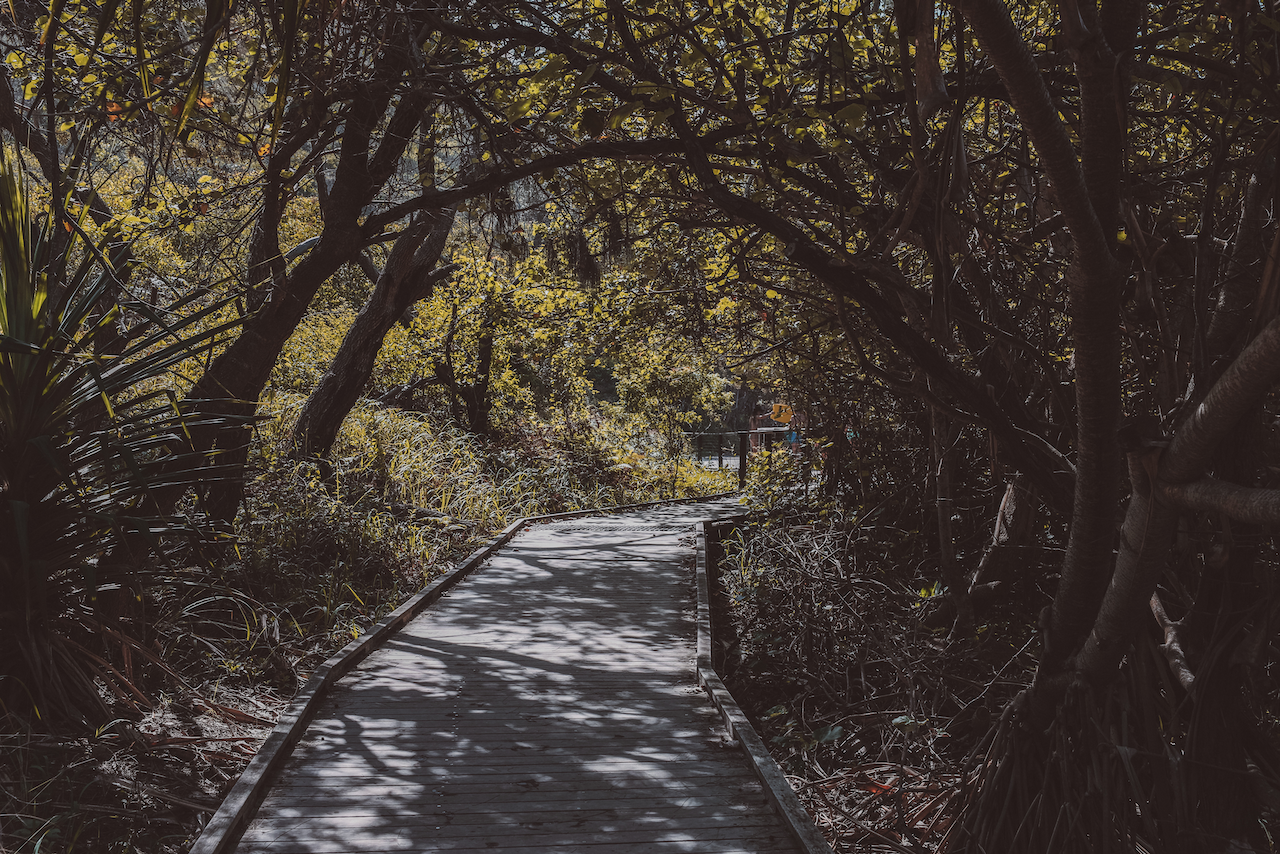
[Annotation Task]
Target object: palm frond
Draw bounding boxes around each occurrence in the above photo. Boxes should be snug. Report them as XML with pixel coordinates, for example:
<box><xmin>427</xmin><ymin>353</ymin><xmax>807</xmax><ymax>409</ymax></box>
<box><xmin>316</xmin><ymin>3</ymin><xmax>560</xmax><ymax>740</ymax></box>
<box><xmin>0</xmin><ymin>151</ymin><xmax>246</xmax><ymax>727</ymax></box>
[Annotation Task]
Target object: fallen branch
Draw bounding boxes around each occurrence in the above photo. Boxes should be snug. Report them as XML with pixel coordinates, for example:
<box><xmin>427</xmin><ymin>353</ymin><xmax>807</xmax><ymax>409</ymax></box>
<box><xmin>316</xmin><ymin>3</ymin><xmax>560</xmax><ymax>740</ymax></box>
<box><xmin>99</xmin><ymin>772</ymin><xmax>219</xmax><ymax>813</ymax></box>
<box><xmin>85</xmin><ymin>618</ymin><xmax>277</xmax><ymax>726</ymax></box>
<box><xmin>1149</xmin><ymin>591</ymin><xmax>1195</xmax><ymax>692</ymax></box>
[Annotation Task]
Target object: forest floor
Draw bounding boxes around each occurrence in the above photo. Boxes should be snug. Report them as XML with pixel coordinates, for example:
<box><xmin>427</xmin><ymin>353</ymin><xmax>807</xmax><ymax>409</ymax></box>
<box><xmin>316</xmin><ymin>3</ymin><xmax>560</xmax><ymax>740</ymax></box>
<box><xmin>728</xmin><ymin>616</ymin><xmax>1038</xmax><ymax>853</ymax></box>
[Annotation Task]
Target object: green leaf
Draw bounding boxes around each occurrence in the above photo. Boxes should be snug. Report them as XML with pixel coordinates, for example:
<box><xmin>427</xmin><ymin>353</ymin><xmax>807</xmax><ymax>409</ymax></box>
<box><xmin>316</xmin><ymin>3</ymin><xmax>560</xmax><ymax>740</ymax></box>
<box><xmin>608</xmin><ymin>101</ymin><xmax>644</xmax><ymax>128</ymax></box>
<box><xmin>834</xmin><ymin>102</ymin><xmax>866</xmax><ymax>131</ymax></box>
<box><xmin>531</xmin><ymin>54</ymin><xmax>567</xmax><ymax>86</ymax></box>
<box><xmin>578</xmin><ymin>107</ymin><xmax>607</xmax><ymax>138</ymax></box>
<box><xmin>507</xmin><ymin>97</ymin><xmax>534</xmax><ymax>121</ymax></box>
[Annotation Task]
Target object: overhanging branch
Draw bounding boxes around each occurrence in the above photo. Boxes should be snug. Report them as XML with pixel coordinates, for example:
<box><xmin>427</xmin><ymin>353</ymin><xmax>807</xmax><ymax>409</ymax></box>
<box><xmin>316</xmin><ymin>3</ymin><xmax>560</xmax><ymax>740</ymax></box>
<box><xmin>1159</xmin><ymin>477</ymin><xmax>1280</xmax><ymax>527</ymax></box>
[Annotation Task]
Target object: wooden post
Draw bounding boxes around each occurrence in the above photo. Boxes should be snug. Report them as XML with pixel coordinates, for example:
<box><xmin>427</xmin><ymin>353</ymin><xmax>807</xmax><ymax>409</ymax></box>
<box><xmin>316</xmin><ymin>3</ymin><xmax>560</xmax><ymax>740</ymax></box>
<box><xmin>738</xmin><ymin>432</ymin><xmax>749</xmax><ymax>487</ymax></box>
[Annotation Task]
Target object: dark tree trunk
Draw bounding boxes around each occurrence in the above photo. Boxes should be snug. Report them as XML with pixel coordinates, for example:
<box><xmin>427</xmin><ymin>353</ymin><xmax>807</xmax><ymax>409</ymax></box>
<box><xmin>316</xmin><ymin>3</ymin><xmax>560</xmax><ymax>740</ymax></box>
<box><xmin>290</xmin><ymin>206</ymin><xmax>458</xmax><ymax>460</ymax></box>
<box><xmin>185</xmin><ymin>229</ymin><xmax>366</xmax><ymax>520</ymax></box>
<box><xmin>435</xmin><ymin>328</ymin><xmax>496</xmax><ymax>436</ymax></box>
<box><xmin>463</xmin><ymin>332</ymin><xmax>495</xmax><ymax>435</ymax></box>
<box><xmin>183</xmin><ymin>86</ymin><xmax>424</xmax><ymax>519</ymax></box>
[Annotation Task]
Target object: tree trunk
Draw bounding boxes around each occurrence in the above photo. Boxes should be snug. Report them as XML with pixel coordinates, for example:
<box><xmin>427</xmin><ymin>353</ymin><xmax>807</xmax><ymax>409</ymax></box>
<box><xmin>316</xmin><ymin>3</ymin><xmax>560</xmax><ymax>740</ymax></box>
<box><xmin>435</xmin><ymin>328</ymin><xmax>496</xmax><ymax>436</ymax></box>
<box><xmin>182</xmin><ymin>88</ymin><xmax>425</xmax><ymax>519</ymax></box>
<box><xmin>290</xmin><ymin>206</ymin><xmax>457</xmax><ymax>460</ymax></box>
<box><xmin>185</xmin><ymin>228</ymin><xmax>366</xmax><ymax>520</ymax></box>
<box><xmin>462</xmin><ymin>332</ymin><xmax>495</xmax><ymax>436</ymax></box>
<box><xmin>930</xmin><ymin>406</ymin><xmax>971</xmax><ymax>639</ymax></box>
<box><xmin>433</xmin><ymin>293</ymin><xmax>497</xmax><ymax>436</ymax></box>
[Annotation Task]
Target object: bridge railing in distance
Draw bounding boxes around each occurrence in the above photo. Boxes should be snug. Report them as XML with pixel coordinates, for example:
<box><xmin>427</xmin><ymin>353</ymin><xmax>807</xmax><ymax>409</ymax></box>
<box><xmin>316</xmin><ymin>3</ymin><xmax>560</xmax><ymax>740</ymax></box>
<box><xmin>684</xmin><ymin>427</ymin><xmax>794</xmax><ymax>488</ymax></box>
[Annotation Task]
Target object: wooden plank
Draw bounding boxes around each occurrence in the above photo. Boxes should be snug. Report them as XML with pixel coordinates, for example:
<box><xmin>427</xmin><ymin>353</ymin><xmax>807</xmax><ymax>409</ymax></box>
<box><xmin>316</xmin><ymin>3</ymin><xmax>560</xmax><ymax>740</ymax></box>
<box><xmin>265</xmin><ymin>778</ymin><xmax>767</xmax><ymax>801</ymax></box>
<box><xmin>240</xmin><ymin>812</ymin><xmax>786</xmax><ymax>839</ymax></box>
<box><xmin>234</xmin><ymin>499</ymin><xmax>796</xmax><ymax>854</ymax></box>
<box><xmin>290</xmin><ymin>731</ymin><xmax>721</xmax><ymax>746</ymax></box>
<box><xmin>319</xmin><ymin>722</ymin><xmax>716</xmax><ymax>736</ymax></box>
<box><xmin>239</xmin><ymin>838</ymin><xmax>798</xmax><ymax>854</ymax></box>
<box><xmin>238</xmin><ymin>823</ymin><xmax>795</xmax><ymax>852</ymax></box>
<box><xmin>257</xmin><ymin>793</ymin><xmax>773</xmax><ymax>817</ymax></box>
<box><xmin>288</xmin><ymin>742</ymin><xmax>733</xmax><ymax>758</ymax></box>
<box><xmin>270</xmin><ymin>765</ymin><xmax>751</xmax><ymax>783</ymax></box>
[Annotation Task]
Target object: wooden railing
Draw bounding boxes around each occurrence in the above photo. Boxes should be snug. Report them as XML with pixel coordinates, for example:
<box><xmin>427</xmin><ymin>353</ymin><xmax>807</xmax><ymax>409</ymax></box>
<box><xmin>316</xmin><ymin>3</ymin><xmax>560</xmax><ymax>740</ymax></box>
<box><xmin>684</xmin><ymin>427</ymin><xmax>795</xmax><ymax>487</ymax></box>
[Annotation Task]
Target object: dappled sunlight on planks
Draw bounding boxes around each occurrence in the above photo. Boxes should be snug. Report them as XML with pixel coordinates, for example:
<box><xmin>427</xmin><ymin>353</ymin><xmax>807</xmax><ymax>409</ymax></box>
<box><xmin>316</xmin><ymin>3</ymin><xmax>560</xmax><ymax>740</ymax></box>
<box><xmin>236</xmin><ymin>499</ymin><xmax>798</xmax><ymax>853</ymax></box>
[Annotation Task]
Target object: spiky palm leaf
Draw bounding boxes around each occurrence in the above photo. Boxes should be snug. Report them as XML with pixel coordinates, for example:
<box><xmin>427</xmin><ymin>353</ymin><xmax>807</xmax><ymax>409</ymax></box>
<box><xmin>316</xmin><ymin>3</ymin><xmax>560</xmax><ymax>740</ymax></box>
<box><xmin>0</xmin><ymin>157</ymin><xmax>243</xmax><ymax>725</ymax></box>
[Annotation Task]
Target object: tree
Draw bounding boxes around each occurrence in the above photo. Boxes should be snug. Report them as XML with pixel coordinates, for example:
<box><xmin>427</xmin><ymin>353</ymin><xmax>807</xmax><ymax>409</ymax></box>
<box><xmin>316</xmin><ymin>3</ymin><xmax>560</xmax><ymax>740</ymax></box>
<box><xmin>289</xmin><ymin>200</ymin><xmax>459</xmax><ymax>458</ymax></box>
<box><xmin>615</xmin><ymin>334</ymin><xmax>732</xmax><ymax>496</ymax></box>
<box><xmin>448</xmin><ymin>0</ymin><xmax>1280</xmax><ymax>846</ymax></box>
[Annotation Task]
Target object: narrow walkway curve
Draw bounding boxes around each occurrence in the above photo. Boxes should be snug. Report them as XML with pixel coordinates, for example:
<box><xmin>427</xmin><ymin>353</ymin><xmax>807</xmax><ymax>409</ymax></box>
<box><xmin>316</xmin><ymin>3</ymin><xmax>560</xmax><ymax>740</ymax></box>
<box><xmin>236</xmin><ymin>498</ymin><xmax>801</xmax><ymax>853</ymax></box>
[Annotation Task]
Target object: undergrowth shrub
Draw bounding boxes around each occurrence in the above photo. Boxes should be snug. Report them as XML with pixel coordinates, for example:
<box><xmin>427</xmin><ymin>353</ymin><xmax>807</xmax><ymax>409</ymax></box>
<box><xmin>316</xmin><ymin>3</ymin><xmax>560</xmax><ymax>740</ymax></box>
<box><xmin>596</xmin><ymin>406</ymin><xmax>736</xmax><ymax>498</ymax></box>
<box><xmin>717</xmin><ymin>502</ymin><xmax>1040</xmax><ymax>850</ymax></box>
<box><xmin>255</xmin><ymin>393</ymin><xmax>729</xmax><ymax>528</ymax></box>
<box><xmin>236</xmin><ymin>462</ymin><xmax>436</xmax><ymax>630</ymax></box>
<box><xmin>742</xmin><ymin>443</ymin><xmax>821</xmax><ymax>513</ymax></box>
<box><xmin>723</xmin><ymin>459</ymin><xmax>1043</xmax><ymax>754</ymax></box>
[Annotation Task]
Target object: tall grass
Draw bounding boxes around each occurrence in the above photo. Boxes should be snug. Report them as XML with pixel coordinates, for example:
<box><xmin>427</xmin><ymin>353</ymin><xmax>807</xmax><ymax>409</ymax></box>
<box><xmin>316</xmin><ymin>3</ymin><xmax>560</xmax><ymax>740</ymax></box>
<box><xmin>217</xmin><ymin>394</ymin><xmax>733</xmax><ymax>657</ymax></box>
<box><xmin>254</xmin><ymin>393</ymin><xmax>731</xmax><ymax>532</ymax></box>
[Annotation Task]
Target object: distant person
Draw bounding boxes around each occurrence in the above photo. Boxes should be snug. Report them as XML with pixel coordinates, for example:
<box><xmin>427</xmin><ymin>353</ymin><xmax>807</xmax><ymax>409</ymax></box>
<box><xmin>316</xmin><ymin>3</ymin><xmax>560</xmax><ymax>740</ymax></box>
<box><xmin>788</xmin><ymin>408</ymin><xmax>808</xmax><ymax>453</ymax></box>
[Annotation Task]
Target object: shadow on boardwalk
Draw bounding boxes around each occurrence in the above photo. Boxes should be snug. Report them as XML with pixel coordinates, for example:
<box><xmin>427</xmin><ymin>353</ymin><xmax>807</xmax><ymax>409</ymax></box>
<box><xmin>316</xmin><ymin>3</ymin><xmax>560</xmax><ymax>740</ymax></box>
<box><xmin>235</xmin><ymin>498</ymin><xmax>798</xmax><ymax>853</ymax></box>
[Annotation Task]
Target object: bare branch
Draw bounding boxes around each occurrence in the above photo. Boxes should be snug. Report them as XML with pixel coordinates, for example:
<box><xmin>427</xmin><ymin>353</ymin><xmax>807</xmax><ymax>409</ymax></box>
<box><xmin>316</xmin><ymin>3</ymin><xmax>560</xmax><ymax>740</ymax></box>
<box><xmin>1159</xmin><ymin>477</ymin><xmax>1280</xmax><ymax>527</ymax></box>
<box><xmin>948</xmin><ymin>0</ymin><xmax>1114</xmax><ymax>272</ymax></box>
<box><xmin>1149</xmin><ymin>591</ymin><xmax>1195</xmax><ymax>692</ymax></box>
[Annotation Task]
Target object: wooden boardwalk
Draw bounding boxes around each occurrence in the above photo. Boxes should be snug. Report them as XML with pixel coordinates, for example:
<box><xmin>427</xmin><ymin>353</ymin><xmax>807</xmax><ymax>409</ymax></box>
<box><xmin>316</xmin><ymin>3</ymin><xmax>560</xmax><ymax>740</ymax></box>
<box><xmin>236</xmin><ymin>499</ymin><xmax>802</xmax><ymax>853</ymax></box>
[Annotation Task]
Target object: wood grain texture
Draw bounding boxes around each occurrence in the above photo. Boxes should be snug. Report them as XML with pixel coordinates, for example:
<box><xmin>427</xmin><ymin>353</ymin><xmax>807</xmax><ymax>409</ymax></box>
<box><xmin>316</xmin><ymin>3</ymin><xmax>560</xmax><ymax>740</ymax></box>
<box><xmin>236</xmin><ymin>498</ymin><xmax>799</xmax><ymax>854</ymax></box>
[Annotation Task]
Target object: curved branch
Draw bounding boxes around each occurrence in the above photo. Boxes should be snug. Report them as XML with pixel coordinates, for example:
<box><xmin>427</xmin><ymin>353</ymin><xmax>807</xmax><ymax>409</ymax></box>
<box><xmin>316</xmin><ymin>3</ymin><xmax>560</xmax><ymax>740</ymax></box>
<box><xmin>361</xmin><ymin>135</ymin><xmax>734</xmax><ymax>236</ymax></box>
<box><xmin>1073</xmin><ymin>315</ymin><xmax>1280</xmax><ymax>688</ymax></box>
<box><xmin>1159</xmin><ymin>477</ymin><xmax>1280</xmax><ymax>527</ymax></box>
<box><xmin>948</xmin><ymin>0</ymin><xmax>1114</xmax><ymax>272</ymax></box>
<box><xmin>1164</xmin><ymin>314</ymin><xmax>1280</xmax><ymax>483</ymax></box>
<box><xmin>669</xmin><ymin>108</ymin><xmax>1076</xmax><ymax>511</ymax></box>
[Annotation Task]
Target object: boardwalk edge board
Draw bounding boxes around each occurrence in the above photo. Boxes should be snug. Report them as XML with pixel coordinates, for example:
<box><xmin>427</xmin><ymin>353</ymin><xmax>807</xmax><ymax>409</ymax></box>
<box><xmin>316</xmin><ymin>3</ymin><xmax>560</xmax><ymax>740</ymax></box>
<box><xmin>187</xmin><ymin>490</ymin><xmax>739</xmax><ymax>854</ymax></box>
<box><xmin>696</xmin><ymin>521</ymin><xmax>838</xmax><ymax>854</ymax></box>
